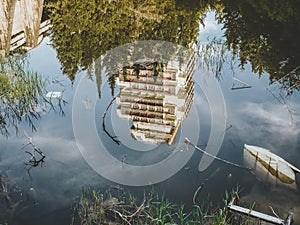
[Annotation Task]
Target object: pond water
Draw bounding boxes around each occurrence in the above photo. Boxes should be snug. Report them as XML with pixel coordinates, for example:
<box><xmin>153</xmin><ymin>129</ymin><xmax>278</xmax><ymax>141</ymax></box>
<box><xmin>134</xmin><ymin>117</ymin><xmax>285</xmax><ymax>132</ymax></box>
<box><xmin>1</xmin><ymin>0</ymin><xmax>300</xmax><ymax>224</ymax></box>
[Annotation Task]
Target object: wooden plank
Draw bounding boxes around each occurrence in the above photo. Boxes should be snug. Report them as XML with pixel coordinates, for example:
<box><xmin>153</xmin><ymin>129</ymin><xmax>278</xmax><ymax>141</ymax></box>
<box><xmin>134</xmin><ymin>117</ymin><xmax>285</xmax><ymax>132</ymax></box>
<box><xmin>228</xmin><ymin>204</ymin><xmax>284</xmax><ymax>224</ymax></box>
<box><xmin>231</xmin><ymin>86</ymin><xmax>252</xmax><ymax>90</ymax></box>
<box><xmin>167</xmin><ymin>121</ymin><xmax>181</xmax><ymax>145</ymax></box>
<box><xmin>285</xmin><ymin>212</ymin><xmax>293</xmax><ymax>225</ymax></box>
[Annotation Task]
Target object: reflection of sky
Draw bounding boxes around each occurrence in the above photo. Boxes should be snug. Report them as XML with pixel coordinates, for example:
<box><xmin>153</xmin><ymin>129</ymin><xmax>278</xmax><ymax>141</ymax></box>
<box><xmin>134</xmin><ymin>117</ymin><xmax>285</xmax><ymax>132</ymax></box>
<box><xmin>221</xmin><ymin>64</ymin><xmax>300</xmax><ymax>166</ymax></box>
<box><xmin>197</xmin><ymin>11</ymin><xmax>300</xmax><ymax>216</ymax></box>
<box><xmin>217</xmin><ymin>57</ymin><xmax>300</xmax><ymax>218</ymax></box>
<box><xmin>0</xmin><ymin>13</ymin><xmax>300</xmax><ymax>225</ymax></box>
<box><xmin>197</xmin><ymin>12</ymin><xmax>300</xmax><ymax>165</ymax></box>
<box><xmin>0</xmin><ymin>37</ymin><xmax>110</xmax><ymax>223</ymax></box>
<box><xmin>198</xmin><ymin>11</ymin><xmax>224</xmax><ymax>42</ymax></box>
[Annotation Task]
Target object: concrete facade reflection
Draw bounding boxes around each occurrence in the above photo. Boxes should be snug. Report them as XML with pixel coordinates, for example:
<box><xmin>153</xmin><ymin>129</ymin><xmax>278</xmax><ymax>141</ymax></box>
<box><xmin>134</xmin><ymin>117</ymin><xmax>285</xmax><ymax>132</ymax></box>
<box><xmin>0</xmin><ymin>0</ymin><xmax>49</xmax><ymax>57</ymax></box>
<box><xmin>116</xmin><ymin>55</ymin><xmax>194</xmax><ymax>145</ymax></box>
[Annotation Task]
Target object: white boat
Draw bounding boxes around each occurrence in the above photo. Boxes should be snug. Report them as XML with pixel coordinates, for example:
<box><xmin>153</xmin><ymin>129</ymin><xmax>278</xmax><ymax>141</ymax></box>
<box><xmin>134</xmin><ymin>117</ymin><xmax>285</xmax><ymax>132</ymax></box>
<box><xmin>243</xmin><ymin>144</ymin><xmax>300</xmax><ymax>188</ymax></box>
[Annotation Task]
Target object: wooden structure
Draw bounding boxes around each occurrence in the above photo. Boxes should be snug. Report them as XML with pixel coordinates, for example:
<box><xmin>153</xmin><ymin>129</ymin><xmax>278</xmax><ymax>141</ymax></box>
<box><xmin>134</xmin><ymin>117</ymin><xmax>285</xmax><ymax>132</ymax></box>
<box><xmin>228</xmin><ymin>193</ymin><xmax>293</xmax><ymax>225</ymax></box>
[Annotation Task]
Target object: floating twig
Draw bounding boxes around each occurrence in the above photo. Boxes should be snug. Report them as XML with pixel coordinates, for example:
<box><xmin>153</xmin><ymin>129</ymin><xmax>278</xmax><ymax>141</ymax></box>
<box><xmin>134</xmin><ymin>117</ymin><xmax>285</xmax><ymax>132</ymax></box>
<box><xmin>285</xmin><ymin>212</ymin><xmax>294</xmax><ymax>225</ymax></box>
<box><xmin>110</xmin><ymin>209</ymin><xmax>132</xmax><ymax>225</ymax></box>
<box><xmin>127</xmin><ymin>196</ymin><xmax>146</xmax><ymax>219</ymax></box>
<box><xmin>269</xmin><ymin>206</ymin><xmax>280</xmax><ymax>219</ymax></box>
<box><xmin>192</xmin><ymin>181</ymin><xmax>206</xmax><ymax>204</ymax></box>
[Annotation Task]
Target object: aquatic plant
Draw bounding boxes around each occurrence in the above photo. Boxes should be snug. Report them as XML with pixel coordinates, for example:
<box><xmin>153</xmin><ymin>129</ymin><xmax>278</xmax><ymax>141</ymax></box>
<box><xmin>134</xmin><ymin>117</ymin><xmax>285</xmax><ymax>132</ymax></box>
<box><xmin>0</xmin><ymin>56</ymin><xmax>66</xmax><ymax>136</ymax></box>
<box><xmin>71</xmin><ymin>187</ymin><xmax>237</xmax><ymax>225</ymax></box>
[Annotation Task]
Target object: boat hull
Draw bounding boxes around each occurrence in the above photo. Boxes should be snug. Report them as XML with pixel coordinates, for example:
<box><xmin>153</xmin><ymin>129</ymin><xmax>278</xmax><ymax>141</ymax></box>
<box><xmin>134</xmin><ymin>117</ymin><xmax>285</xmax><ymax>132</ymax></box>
<box><xmin>243</xmin><ymin>144</ymin><xmax>298</xmax><ymax>189</ymax></box>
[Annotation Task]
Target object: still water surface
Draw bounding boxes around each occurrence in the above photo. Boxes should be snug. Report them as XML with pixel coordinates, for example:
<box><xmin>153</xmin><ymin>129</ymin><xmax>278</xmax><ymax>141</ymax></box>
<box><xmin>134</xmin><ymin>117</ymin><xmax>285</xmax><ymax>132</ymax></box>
<box><xmin>0</xmin><ymin>0</ymin><xmax>300</xmax><ymax>224</ymax></box>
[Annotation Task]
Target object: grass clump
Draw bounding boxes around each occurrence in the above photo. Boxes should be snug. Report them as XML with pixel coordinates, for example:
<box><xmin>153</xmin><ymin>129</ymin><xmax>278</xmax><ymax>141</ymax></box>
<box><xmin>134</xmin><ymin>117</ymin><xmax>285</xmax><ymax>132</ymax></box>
<box><xmin>0</xmin><ymin>56</ymin><xmax>66</xmax><ymax>136</ymax></box>
<box><xmin>71</xmin><ymin>187</ymin><xmax>234</xmax><ymax>225</ymax></box>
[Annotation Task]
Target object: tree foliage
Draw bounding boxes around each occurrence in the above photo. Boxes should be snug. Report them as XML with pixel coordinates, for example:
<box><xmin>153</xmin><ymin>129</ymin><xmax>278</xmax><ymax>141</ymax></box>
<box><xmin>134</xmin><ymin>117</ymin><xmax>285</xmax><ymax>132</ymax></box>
<box><xmin>214</xmin><ymin>0</ymin><xmax>300</xmax><ymax>93</ymax></box>
<box><xmin>46</xmin><ymin>0</ymin><xmax>300</xmax><ymax>93</ymax></box>
<box><xmin>47</xmin><ymin>0</ymin><xmax>203</xmax><ymax>81</ymax></box>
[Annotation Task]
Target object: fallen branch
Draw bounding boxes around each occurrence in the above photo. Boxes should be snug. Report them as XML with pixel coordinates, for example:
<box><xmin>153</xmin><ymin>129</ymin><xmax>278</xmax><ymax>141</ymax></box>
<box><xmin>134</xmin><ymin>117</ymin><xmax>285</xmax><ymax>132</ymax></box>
<box><xmin>110</xmin><ymin>209</ymin><xmax>131</xmax><ymax>225</ymax></box>
<box><xmin>184</xmin><ymin>137</ymin><xmax>251</xmax><ymax>170</ymax></box>
<box><xmin>128</xmin><ymin>197</ymin><xmax>146</xmax><ymax>219</ymax></box>
<box><xmin>109</xmin><ymin>198</ymin><xmax>146</xmax><ymax>225</ymax></box>
<box><xmin>23</xmin><ymin>132</ymin><xmax>46</xmax><ymax>178</ymax></box>
<box><xmin>102</xmin><ymin>96</ymin><xmax>121</xmax><ymax>145</ymax></box>
<box><xmin>285</xmin><ymin>212</ymin><xmax>293</xmax><ymax>225</ymax></box>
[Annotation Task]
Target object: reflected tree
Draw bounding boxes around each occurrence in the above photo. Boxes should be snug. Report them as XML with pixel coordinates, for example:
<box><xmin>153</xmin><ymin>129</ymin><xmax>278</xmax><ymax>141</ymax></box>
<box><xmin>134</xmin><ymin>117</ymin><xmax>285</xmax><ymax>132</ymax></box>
<box><xmin>47</xmin><ymin>0</ymin><xmax>204</xmax><ymax>83</ymax></box>
<box><xmin>47</xmin><ymin>0</ymin><xmax>300</xmax><ymax>93</ymax></box>
<box><xmin>214</xmin><ymin>0</ymin><xmax>300</xmax><ymax>93</ymax></box>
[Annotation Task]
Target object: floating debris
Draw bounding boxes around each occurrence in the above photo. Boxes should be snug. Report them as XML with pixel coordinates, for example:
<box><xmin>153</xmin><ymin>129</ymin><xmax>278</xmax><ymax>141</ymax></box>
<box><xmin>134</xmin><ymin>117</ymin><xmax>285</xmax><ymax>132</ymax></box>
<box><xmin>192</xmin><ymin>181</ymin><xmax>205</xmax><ymax>204</ymax></box>
<box><xmin>231</xmin><ymin>77</ymin><xmax>252</xmax><ymax>90</ymax></box>
<box><xmin>46</xmin><ymin>91</ymin><xmax>63</xmax><ymax>99</ymax></box>
<box><xmin>243</xmin><ymin>144</ymin><xmax>300</xmax><ymax>188</ymax></box>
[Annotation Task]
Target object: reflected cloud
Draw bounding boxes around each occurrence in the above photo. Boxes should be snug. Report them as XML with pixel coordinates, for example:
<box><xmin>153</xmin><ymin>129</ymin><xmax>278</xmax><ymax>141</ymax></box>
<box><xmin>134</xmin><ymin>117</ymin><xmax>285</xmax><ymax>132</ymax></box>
<box><xmin>231</xmin><ymin>101</ymin><xmax>300</xmax><ymax>156</ymax></box>
<box><xmin>240</xmin><ymin>102</ymin><xmax>299</xmax><ymax>136</ymax></box>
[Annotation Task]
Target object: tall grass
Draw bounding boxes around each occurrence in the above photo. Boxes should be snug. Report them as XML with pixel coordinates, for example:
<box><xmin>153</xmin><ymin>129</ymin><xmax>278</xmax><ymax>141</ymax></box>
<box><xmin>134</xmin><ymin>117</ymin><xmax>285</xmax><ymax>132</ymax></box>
<box><xmin>71</xmin><ymin>187</ymin><xmax>237</xmax><ymax>225</ymax></box>
<box><xmin>0</xmin><ymin>56</ymin><xmax>66</xmax><ymax>136</ymax></box>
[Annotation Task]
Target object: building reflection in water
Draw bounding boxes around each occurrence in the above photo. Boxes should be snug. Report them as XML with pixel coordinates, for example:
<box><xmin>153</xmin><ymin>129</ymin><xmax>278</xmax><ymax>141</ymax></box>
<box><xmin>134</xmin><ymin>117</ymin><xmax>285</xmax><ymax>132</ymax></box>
<box><xmin>0</xmin><ymin>0</ymin><xmax>49</xmax><ymax>57</ymax></box>
<box><xmin>116</xmin><ymin>55</ymin><xmax>194</xmax><ymax>145</ymax></box>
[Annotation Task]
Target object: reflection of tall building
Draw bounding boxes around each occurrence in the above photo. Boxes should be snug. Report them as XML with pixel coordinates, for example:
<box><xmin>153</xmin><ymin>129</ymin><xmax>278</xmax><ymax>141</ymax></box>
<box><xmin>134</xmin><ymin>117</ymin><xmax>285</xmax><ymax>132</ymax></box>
<box><xmin>0</xmin><ymin>0</ymin><xmax>49</xmax><ymax>57</ymax></box>
<box><xmin>116</xmin><ymin>55</ymin><xmax>194</xmax><ymax>145</ymax></box>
